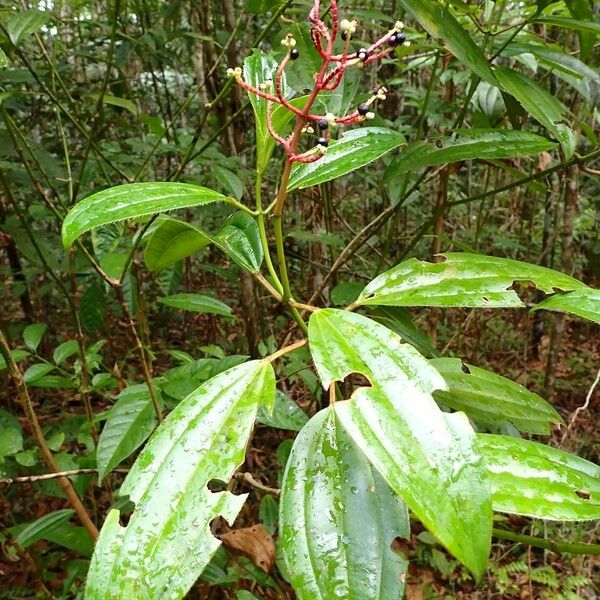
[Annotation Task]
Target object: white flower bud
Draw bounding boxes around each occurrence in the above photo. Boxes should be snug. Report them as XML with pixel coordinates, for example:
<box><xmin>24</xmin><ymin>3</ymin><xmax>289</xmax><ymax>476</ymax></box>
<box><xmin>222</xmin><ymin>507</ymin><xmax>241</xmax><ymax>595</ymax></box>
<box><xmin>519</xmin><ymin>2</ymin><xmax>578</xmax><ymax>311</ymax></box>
<box><xmin>281</xmin><ymin>34</ymin><xmax>297</xmax><ymax>48</ymax></box>
<box><xmin>394</xmin><ymin>21</ymin><xmax>405</xmax><ymax>32</ymax></box>
<box><xmin>227</xmin><ymin>67</ymin><xmax>242</xmax><ymax>79</ymax></box>
<box><xmin>366</xmin><ymin>112</ymin><xmax>375</xmax><ymax>120</ymax></box>
<box><xmin>340</xmin><ymin>19</ymin><xmax>358</xmax><ymax>34</ymax></box>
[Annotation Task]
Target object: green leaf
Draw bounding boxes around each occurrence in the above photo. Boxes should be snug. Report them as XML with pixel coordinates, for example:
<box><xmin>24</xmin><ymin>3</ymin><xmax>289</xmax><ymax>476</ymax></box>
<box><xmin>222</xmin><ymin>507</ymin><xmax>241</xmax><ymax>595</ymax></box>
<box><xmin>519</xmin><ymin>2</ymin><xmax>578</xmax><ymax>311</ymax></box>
<box><xmin>15</xmin><ymin>509</ymin><xmax>75</xmax><ymax>549</ymax></box>
<box><xmin>158</xmin><ymin>293</ymin><xmax>232</xmax><ymax>317</ymax></box>
<box><xmin>431</xmin><ymin>358</ymin><xmax>563</xmax><ymax>434</ymax></box>
<box><xmin>535</xmin><ymin>16</ymin><xmax>600</xmax><ymax>36</ymax></box>
<box><xmin>533</xmin><ymin>289</ymin><xmax>600</xmax><ymax>325</ymax></box>
<box><xmin>388</xmin><ymin>129</ymin><xmax>556</xmax><ymax>173</ymax></box>
<box><xmin>7</xmin><ymin>9</ymin><xmax>51</xmax><ymax>44</ymax></box>
<box><xmin>496</xmin><ymin>66</ymin><xmax>576</xmax><ymax>158</ymax></box>
<box><xmin>244</xmin><ymin>0</ymin><xmax>282</xmax><ymax>15</ymax></box>
<box><xmin>43</xmin><ymin>523</ymin><xmax>94</xmax><ymax>557</ymax></box>
<box><xmin>356</xmin><ymin>253</ymin><xmax>588</xmax><ymax>308</ymax></box>
<box><xmin>0</xmin><ymin>349</ymin><xmax>30</xmax><ymax>371</ymax></box>
<box><xmin>23</xmin><ymin>322</ymin><xmax>47</xmax><ymax>351</ymax></box>
<box><xmin>280</xmin><ymin>407</ymin><xmax>409</xmax><ymax>600</ymax></box>
<box><xmin>144</xmin><ymin>217</ymin><xmax>211</xmax><ymax>272</ymax></box>
<box><xmin>96</xmin><ymin>384</ymin><xmax>159</xmax><ymax>483</ymax></box>
<box><xmin>243</xmin><ymin>50</ymin><xmax>288</xmax><ymax>174</ymax></box>
<box><xmin>256</xmin><ymin>390</ymin><xmax>308</xmax><ymax>431</ymax></box>
<box><xmin>288</xmin><ymin>128</ymin><xmax>405</xmax><ymax>191</ymax></box>
<box><xmin>53</xmin><ymin>340</ymin><xmax>79</xmax><ymax>365</ymax></box>
<box><xmin>211</xmin><ymin>212</ymin><xmax>264</xmax><ymax>272</ymax></box>
<box><xmin>308</xmin><ymin>309</ymin><xmax>492</xmax><ymax>578</ymax></box>
<box><xmin>23</xmin><ymin>363</ymin><xmax>55</xmax><ymax>383</ymax></box>
<box><xmin>259</xmin><ymin>495</ymin><xmax>278</xmax><ymax>535</ymax></box>
<box><xmin>479</xmin><ymin>435</ymin><xmax>600</xmax><ymax>521</ymax></box>
<box><xmin>0</xmin><ymin>410</ymin><xmax>23</xmax><ymax>457</ymax></box>
<box><xmin>62</xmin><ymin>183</ymin><xmax>226</xmax><ymax>249</ymax></box>
<box><xmin>398</xmin><ymin>0</ymin><xmax>496</xmax><ymax>84</ymax></box>
<box><xmin>86</xmin><ymin>360</ymin><xmax>275</xmax><ymax>600</ymax></box>
<box><xmin>0</xmin><ymin>48</ymin><xmax>7</xmax><ymax>69</ymax></box>
<box><xmin>213</xmin><ymin>166</ymin><xmax>243</xmax><ymax>201</ymax></box>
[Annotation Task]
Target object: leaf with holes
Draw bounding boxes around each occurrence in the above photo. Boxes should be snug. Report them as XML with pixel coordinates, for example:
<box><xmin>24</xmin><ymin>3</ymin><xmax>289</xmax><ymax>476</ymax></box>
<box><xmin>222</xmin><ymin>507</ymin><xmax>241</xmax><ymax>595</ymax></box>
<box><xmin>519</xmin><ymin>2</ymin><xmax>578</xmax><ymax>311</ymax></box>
<box><xmin>308</xmin><ymin>309</ymin><xmax>492</xmax><ymax>579</ymax></box>
<box><xmin>144</xmin><ymin>217</ymin><xmax>211</xmax><ymax>272</ymax></box>
<box><xmin>355</xmin><ymin>253</ymin><xmax>588</xmax><ymax>308</ymax></box>
<box><xmin>97</xmin><ymin>384</ymin><xmax>160</xmax><ymax>483</ymax></box>
<box><xmin>479</xmin><ymin>435</ymin><xmax>600</xmax><ymax>521</ymax></box>
<box><xmin>288</xmin><ymin>128</ymin><xmax>405</xmax><ymax>191</ymax></box>
<box><xmin>387</xmin><ymin>130</ymin><xmax>556</xmax><ymax>173</ymax></box>
<box><xmin>431</xmin><ymin>358</ymin><xmax>563</xmax><ymax>434</ymax></box>
<box><xmin>62</xmin><ymin>183</ymin><xmax>226</xmax><ymax>249</ymax></box>
<box><xmin>280</xmin><ymin>407</ymin><xmax>409</xmax><ymax>600</ymax></box>
<box><xmin>85</xmin><ymin>360</ymin><xmax>275</xmax><ymax>600</ymax></box>
<box><xmin>533</xmin><ymin>289</ymin><xmax>600</xmax><ymax>325</ymax></box>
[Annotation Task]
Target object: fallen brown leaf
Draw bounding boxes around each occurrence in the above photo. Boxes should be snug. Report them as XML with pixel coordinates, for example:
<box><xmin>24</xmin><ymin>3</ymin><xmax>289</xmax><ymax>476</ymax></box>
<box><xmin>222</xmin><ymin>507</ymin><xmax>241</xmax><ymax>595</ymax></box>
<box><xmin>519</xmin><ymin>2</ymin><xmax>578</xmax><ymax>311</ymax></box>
<box><xmin>220</xmin><ymin>524</ymin><xmax>276</xmax><ymax>573</ymax></box>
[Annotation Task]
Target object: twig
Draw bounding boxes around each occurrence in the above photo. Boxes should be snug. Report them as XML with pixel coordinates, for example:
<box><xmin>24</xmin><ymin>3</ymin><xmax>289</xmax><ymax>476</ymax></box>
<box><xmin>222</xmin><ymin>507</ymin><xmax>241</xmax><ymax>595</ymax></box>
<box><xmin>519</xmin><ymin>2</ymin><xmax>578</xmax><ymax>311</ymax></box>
<box><xmin>0</xmin><ymin>468</ymin><xmax>129</xmax><ymax>486</ymax></box>
<box><xmin>0</xmin><ymin>330</ymin><xmax>99</xmax><ymax>540</ymax></box>
<box><xmin>560</xmin><ymin>365</ymin><xmax>600</xmax><ymax>445</ymax></box>
<box><xmin>493</xmin><ymin>527</ymin><xmax>600</xmax><ymax>555</ymax></box>
<box><xmin>235</xmin><ymin>472</ymin><xmax>281</xmax><ymax>497</ymax></box>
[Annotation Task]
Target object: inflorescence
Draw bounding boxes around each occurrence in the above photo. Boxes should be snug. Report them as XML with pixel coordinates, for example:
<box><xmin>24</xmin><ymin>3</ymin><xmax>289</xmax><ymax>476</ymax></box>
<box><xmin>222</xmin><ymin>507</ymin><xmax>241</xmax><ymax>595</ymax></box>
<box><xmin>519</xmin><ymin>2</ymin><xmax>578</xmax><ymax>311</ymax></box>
<box><xmin>226</xmin><ymin>0</ymin><xmax>410</xmax><ymax>164</ymax></box>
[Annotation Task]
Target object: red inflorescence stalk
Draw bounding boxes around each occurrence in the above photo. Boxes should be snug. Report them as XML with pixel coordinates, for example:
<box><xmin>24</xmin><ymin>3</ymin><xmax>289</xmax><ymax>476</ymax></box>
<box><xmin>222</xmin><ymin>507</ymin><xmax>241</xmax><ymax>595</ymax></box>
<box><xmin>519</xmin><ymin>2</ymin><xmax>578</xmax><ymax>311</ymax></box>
<box><xmin>229</xmin><ymin>0</ymin><xmax>407</xmax><ymax>163</ymax></box>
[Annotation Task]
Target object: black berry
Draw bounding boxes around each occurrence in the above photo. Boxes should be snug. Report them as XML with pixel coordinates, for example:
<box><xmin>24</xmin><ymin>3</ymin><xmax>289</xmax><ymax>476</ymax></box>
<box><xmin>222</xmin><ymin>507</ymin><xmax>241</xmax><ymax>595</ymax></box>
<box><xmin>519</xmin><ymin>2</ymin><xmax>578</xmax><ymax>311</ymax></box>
<box><xmin>341</xmin><ymin>31</ymin><xmax>350</xmax><ymax>41</ymax></box>
<box><xmin>389</xmin><ymin>32</ymin><xmax>406</xmax><ymax>46</ymax></box>
<box><xmin>317</xmin><ymin>137</ymin><xmax>328</xmax><ymax>147</ymax></box>
<box><xmin>357</xmin><ymin>103</ymin><xmax>369</xmax><ymax>116</ymax></box>
<box><xmin>318</xmin><ymin>119</ymin><xmax>329</xmax><ymax>130</ymax></box>
<box><xmin>290</xmin><ymin>48</ymin><xmax>300</xmax><ymax>60</ymax></box>
<box><xmin>357</xmin><ymin>47</ymin><xmax>369</xmax><ymax>61</ymax></box>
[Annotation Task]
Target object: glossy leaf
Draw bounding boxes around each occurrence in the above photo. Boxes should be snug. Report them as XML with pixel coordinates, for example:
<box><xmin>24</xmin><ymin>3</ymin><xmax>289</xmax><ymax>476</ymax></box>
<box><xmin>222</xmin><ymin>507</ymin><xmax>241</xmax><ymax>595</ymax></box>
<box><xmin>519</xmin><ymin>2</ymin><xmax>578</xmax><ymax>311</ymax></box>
<box><xmin>399</xmin><ymin>0</ymin><xmax>496</xmax><ymax>84</ymax></box>
<box><xmin>533</xmin><ymin>289</ymin><xmax>600</xmax><ymax>325</ymax></box>
<box><xmin>158</xmin><ymin>293</ymin><xmax>233</xmax><ymax>317</ymax></box>
<box><xmin>86</xmin><ymin>360</ymin><xmax>275</xmax><ymax>600</ymax></box>
<box><xmin>356</xmin><ymin>253</ymin><xmax>588</xmax><ymax>308</ymax></box>
<box><xmin>309</xmin><ymin>309</ymin><xmax>492</xmax><ymax>578</ymax></box>
<box><xmin>256</xmin><ymin>390</ymin><xmax>309</xmax><ymax>432</ymax></box>
<box><xmin>15</xmin><ymin>509</ymin><xmax>75</xmax><ymax>548</ymax></box>
<box><xmin>479</xmin><ymin>435</ymin><xmax>600</xmax><ymax>521</ymax></box>
<box><xmin>388</xmin><ymin>129</ymin><xmax>556</xmax><ymax>173</ymax></box>
<box><xmin>7</xmin><ymin>9</ymin><xmax>51</xmax><ymax>44</ymax></box>
<box><xmin>62</xmin><ymin>183</ymin><xmax>226</xmax><ymax>249</ymax></box>
<box><xmin>431</xmin><ymin>358</ymin><xmax>563</xmax><ymax>434</ymax></box>
<box><xmin>144</xmin><ymin>217</ymin><xmax>210</xmax><ymax>272</ymax></box>
<box><xmin>288</xmin><ymin>128</ymin><xmax>405</xmax><ymax>191</ymax></box>
<box><xmin>0</xmin><ymin>48</ymin><xmax>7</xmax><ymax>69</ymax></box>
<box><xmin>496</xmin><ymin>66</ymin><xmax>576</xmax><ymax>158</ymax></box>
<box><xmin>280</xmin><ymin>407</ymin><xmax>409</xmax><ymax>600</ymax></box>
<box><xmin>243</xmin><ymin>50</ymin><xmax>289</xmax><ymax>174</ymax></box>
<box><xmin>96</xmin><ymin>384</ymin><xmax>159</xmax><ymax>483</ymax></box>
<box><xmin>23</xmin><ymin>322</ymin><xmax>47</xmax><ymax>351</ymax></box>
<box><xmin>211</xmin><ymin>212</ymin><xmax>264</xmax><ymax>272</ymax></box>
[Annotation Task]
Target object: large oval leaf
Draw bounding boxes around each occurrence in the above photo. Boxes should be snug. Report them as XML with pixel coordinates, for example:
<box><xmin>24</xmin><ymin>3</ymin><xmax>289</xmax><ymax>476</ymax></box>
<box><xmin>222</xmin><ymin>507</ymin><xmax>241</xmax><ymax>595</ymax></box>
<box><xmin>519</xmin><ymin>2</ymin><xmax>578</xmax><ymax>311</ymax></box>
<box><xmin>479</xmin><ymin>435</ymin><xmax>600</xmax><ymax>521</ymax></box>
<box><xmin>280</xmin><ymin>407</ymin><xmax>409</xmax><ymax>600</ymax></box>
<box><xmin>288</xmin><ymin>128</ymin><xmax>405</xmax><ymax>191</ymax></box>
<box><xmin>399</xmin><ymin>0</ymin><xmax>496</xmax><ymax>84</ymax></box>
<box><xmin>387</xmin><ymin>129</ymin><xmax>555</xmax><ymax>174</ymax></box>
<box><xmin>431</xmin><ymin>358</ymin><xmax>563</xmax><ymax>435</ymax></box>
<box><xmin>356</xmin><ymin>253</ymin><xmax>588</xmax><ymax>308</ymax></box>
<box><xmin>533</xmin><ymin>289</ymin><xmax>600</xmax><ymax>325</ymax></box>
<box><xmin>62</xmin><ymin>183</ymin><xmax>226</xmax><ymax>249</ymax></box>
<box><xmin>496</xmin><ymin>66</ymin><xmax>576</xmax><ymax>158</ymax></box>
<box><xmin>96</xmin><ymin>384</ymin><xmax>159</xmax><ymax>483</ymax></box>
<box><xmin>85</xmin><ymin>360</ymin><xmax>275</xmax><ymax>600</ymax></box>
<box><xmin>211</xmin><ymin>212</ymin><xmax>264</xmax><ymax>273</ymax></box>
<box><xmin>144</xmin><ymin>217</ymin><xmax>211</xmax><ymax>272</ymax></box>
<box><xmin>308</xmin><ymin>309</ymin><xmax>492</xmax><ymax>579</ymax></box>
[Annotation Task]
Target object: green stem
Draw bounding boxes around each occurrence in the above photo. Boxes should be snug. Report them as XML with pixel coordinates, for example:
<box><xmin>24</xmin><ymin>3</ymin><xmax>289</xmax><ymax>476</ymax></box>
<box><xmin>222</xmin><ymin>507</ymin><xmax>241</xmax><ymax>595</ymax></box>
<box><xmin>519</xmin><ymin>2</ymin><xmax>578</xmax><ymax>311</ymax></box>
<box><xmin>255</xmin><ymin>173</ymin><xmax>284</xmax><ymax>295</ymax></box>
<box><xmin>493</xmin><ymin>528</ymin><xmax>600</xmax><ymax>555</ymax></box>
